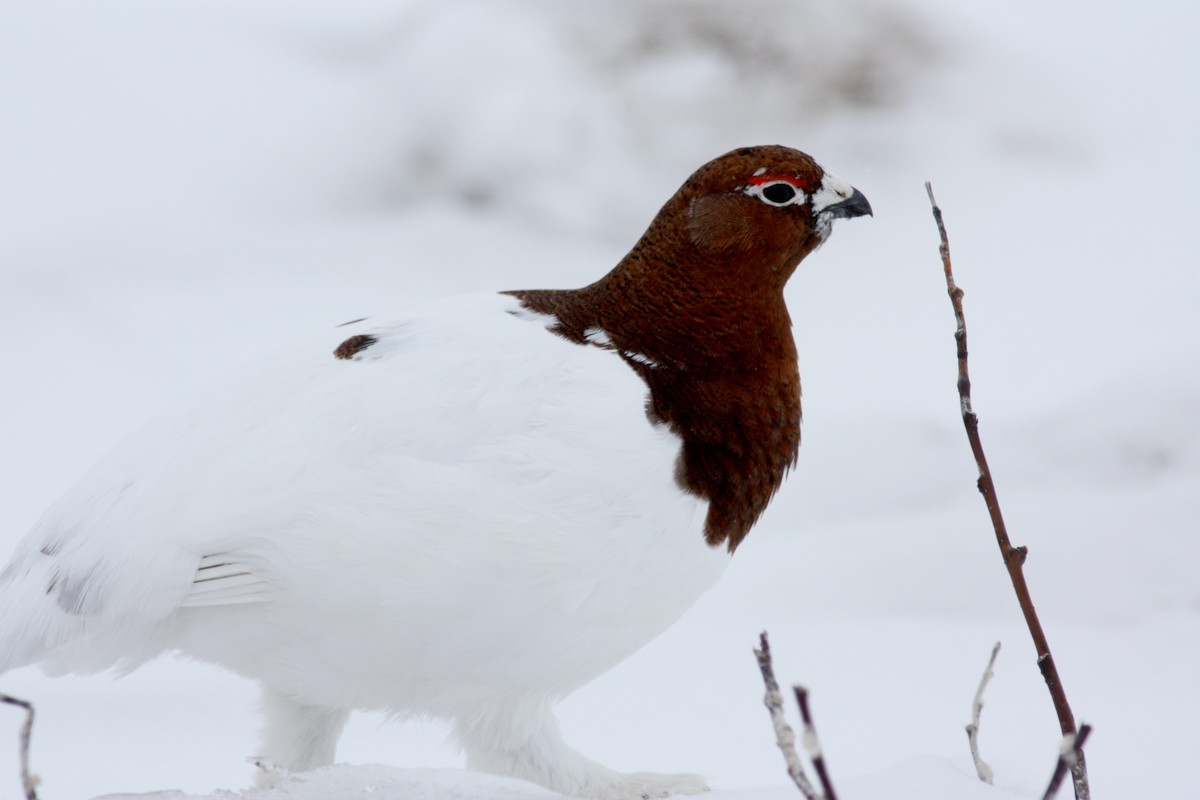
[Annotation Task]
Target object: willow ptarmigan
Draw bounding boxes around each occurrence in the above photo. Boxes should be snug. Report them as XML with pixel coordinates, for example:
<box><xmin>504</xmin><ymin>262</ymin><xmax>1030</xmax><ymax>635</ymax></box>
<box><xmin>0</xmin><ymin>145</ymin><xmax>870</xmax><ymax>799</ymax></box>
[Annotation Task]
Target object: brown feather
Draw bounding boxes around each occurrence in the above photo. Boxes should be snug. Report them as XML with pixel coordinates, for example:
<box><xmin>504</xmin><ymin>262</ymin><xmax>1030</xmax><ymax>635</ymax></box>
<box><xmin>505</xmin><ymin>145</ymin><xmax>838</xmax><ymax>551</ymax></box>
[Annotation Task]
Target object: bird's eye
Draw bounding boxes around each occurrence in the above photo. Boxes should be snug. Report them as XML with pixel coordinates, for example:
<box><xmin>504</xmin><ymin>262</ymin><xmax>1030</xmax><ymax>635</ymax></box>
<box><xmin>761</xmin><ymin>182</ymin><xmax>797</xmax><ymax>205</ymax></box>
<box><xmin>744</xmin><ymin>179</ymin><xmax>807</xmax><ymax>208</ymax></box>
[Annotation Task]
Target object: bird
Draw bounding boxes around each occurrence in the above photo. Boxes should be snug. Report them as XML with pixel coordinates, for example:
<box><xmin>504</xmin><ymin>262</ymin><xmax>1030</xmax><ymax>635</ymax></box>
<box><xmin>0</xmin><ymin>145</ymin><xmax>870</xmax><ymax>799</ymax></box>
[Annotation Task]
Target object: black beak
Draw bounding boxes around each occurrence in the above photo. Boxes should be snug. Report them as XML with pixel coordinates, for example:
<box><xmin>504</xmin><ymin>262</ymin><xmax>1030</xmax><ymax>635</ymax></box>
<box><xmin>826</xmin><ymin>188</ymin><xmax>872</xmax><ymax>219</ymax></box>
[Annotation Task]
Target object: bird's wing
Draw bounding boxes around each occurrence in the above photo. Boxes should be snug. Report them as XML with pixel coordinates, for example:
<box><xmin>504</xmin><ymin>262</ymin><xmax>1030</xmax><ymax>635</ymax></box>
<box><xmin>180</xmin><ymin>553</ymin><xmax>272</xmax><ymax>608</ymax></box>
<box><xmin>0</xmin><ymin>292</ymin><xmax>636</xmax><ymax>672</ymax></box>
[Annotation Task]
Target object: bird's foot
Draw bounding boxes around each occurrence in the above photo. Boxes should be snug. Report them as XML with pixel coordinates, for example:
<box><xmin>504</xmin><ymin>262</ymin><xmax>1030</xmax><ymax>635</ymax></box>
<box><xmin>605</xmin><ymin>771</ymin><xmax>710</xmax><ymax>799</ymax></box>
<box><xmin>248</xmin><ymin>756</ymin><xmax>289</xmax><ymax>789</ymax></box>
<box><xmin>458</xmin><ymin>700</ymin><xmax>709</xmax><ymax>799</ymax></box>
<box><xmin>489</xmin><ymin>762</ymin><xmax>710</xmax><ymax>800</ymax></box>
<box><xmin>467</xmin><ymin>743</ymin><xmax>708</xmax><ymax>799</ymax></box>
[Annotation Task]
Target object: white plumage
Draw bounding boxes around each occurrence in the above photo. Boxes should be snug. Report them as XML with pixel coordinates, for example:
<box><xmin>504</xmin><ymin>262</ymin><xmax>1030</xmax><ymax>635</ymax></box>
<box><xmin>0</xmin><ymin>292</ymin><xmax>723</xmax><ymax>798</ymax></box>
<box><xmin>1</xmin><ymin>143</ymin><xmax>873</xmax><ymax>798</ymax></box>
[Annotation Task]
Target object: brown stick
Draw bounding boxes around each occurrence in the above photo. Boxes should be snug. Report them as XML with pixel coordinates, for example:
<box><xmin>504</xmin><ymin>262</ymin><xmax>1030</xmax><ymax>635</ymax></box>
<box><xmin>754</xmin><ymin>633</ymin><xmax>820</xmax><ymax>800</ymax></box>
<box><xmin>1</xmin><ymin>694</ymin><xmax>39</xmax><ymax>800</ymax></box>
<box><xmin>925</xmin><ymin>183</ymin><xmax>1090</xmax><ymax>799</ymax></box>
<box><xmin>792</xmin><ymin>686</ymin><xmax>838</xmax><ymax>800</ymax></box>
<box><xmin>1042</xmin><ymin>724</ymin><xmax>1093</xmax><ymax>800</ymax></box>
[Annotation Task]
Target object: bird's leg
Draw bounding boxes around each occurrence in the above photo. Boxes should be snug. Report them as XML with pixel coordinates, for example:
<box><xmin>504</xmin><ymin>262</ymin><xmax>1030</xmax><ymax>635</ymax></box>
<box><xmin>455</xmin><ymin>697</ymin><xmax>708</xmax><ymax>799</ymax></box>
<box><xmin>253</xmin><ymin>684</ymin><xmax>350</xmax><ymax>788</ymax></box>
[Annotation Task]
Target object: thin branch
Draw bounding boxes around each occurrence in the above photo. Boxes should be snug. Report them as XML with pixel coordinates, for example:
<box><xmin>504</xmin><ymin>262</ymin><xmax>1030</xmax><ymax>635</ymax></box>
<box><xmin>1</xmin><ymin>694</ymin><xmax>39</xmax><ymax>800</ymax></box>
<box><xmin>925</xmin><ymin>183</ymin><xmax>1089</xmax><ymax>799</ymax></box>
<box><xmin>754</xmin><ymin>632</ymin><xmax>820</xmax><ymax>800</ymax></box>
<box><xmin>792</xmin><ymin>686</ymin><xmax>837</xmax><ymax>800</ymax></box>
<box><xmin>965</xmin><ymin>641</ymin><xmax>1001</xmax><ymax>784</ymax></box>
<box><xmin>1042</xmin><ymin>724</ymin><xmax>1093</xmax><ymax>800</ymax></box>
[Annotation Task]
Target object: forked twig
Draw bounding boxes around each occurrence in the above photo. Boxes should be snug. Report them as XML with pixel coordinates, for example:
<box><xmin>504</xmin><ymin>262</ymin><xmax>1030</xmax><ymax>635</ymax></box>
<box><xmin>925</xmin><ymin>183</ymin><xmax>1089</xmax><ymax>799</ymax></box>
<box><xmin>753</xmin><ymin>632</ymin><xmax>820</xmax><ymax>800</ymax></box>
<box><xmin>966</xmin><ymin>641</ymin><xmax>1001</xmax><ymax>783</ymax></box>
<box><xmin>1</xmin><ymin>694</ymin><xmax>39</xmax><ymax>800</ymax></box>
<box><xmin>1042</xmin><ymin>724</ymin><xmax>1093</xmax><ymax>800</ymax></box>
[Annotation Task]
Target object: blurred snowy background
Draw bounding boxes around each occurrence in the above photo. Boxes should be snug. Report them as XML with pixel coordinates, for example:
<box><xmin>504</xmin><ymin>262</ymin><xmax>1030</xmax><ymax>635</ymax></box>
<box><xmin>1</xmin><ymin>0</ymin><xmax>1197</xmax><ymax>798</ymax></box>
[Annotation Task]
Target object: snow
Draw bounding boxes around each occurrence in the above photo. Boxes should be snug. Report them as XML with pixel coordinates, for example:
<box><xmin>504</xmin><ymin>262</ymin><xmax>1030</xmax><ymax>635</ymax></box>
<box><xmin>1</xmin><ymin>1</ymin><xmax>1197</xmax><ymax>799</ymax></box>
<box><xmin>95</xmin><ymin>767</ymin><xmax>564</xmax><ymax>800</ymax></box>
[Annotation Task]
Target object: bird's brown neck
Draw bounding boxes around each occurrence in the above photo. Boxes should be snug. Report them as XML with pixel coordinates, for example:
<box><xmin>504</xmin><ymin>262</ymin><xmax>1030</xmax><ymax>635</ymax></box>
<box><xmin>505</xmin><ymin>240</ymin><xmax>801</xmax><ymax>552</ymax></box>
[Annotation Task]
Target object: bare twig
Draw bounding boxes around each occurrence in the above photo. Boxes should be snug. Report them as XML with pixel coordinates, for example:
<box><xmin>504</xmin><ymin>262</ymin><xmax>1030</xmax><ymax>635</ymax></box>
<box><xmin>926</xmin><ymin>183</ymin><xmax>1089</xmax><ymax>799</ymax></box>
<box><xmin>1042</xmin><ymin>724</ymin><xmax>1093</xmax><ymax>800</ymax></box>
<box><xmin>792</xmin><ymin>686</ymin><xmax>837</xmax><ymax>800</ymax></box>
<box><xmin>1</xmin><ymin>694</ymin><xmax>39</xmax><ymax>800</ymax></box>
<box><xmin>966</xmin><ymin>641</ymin><xmax>1001</xmax><ymax>784</ymax></box>
<box><xmin>754</xmin><ymin>633</ymin><xmax>820</xmax><ymax>800</ymax></box>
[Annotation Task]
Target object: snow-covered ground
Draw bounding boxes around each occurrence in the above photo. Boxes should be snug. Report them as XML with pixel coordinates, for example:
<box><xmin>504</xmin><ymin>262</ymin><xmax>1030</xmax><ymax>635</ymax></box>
<box><xmin>1</xmin><ymin>1</ymin><xmax>1197</xmax><ymax>798</ymax></box>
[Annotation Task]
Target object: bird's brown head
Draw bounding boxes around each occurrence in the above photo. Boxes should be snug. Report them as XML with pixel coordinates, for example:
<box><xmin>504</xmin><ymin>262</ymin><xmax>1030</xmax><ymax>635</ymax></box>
<box><xmin>635</xmin><ymin>144</ymin><xmax>872</xmax><ymax>295</ymax></box>
<box><xmin>571</xmin><ymin>145</ymin><xmax>871</xmax><ymax>363</ymax></box>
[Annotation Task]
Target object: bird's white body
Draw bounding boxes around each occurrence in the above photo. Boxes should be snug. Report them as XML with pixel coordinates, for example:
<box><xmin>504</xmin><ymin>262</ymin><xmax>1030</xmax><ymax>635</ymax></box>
<box><xmin>1</xmin><ymin>144</ymin><xmax>872</xmax><ymax>798</ymax></box>
<box><xmin>1</xmin><ymin>293</ymin><xmax>725</xmax><ymax>796</ymax></box>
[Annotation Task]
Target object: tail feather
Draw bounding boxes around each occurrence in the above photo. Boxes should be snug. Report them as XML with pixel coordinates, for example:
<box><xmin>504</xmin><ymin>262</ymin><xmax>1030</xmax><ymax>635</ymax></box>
<box><xmin>0</xmin><ymin>567</ymin><xmax>159</xmax><ymax>676</ymax></box>
<box><xmin>1</xmin><ymin>545</ymin><xmax>203</xmax><ymax>676</ymax></box>
<box><xmin>0</xmin><ymin>555</ymin><xmax>108</xmax><ymax>674</ymax></box>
